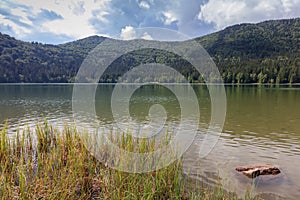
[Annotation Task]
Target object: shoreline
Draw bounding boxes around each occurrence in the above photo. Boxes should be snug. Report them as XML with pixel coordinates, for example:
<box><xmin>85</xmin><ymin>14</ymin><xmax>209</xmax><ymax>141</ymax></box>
<box><xmin>0</xmin><ymin>122</ymin><xmax>252</xmax><ymax>199</ymax></box>
<box><xmin>0</xmin><ymin>82</ymin><xmax>299</xmax><ymax>86</ymax></box>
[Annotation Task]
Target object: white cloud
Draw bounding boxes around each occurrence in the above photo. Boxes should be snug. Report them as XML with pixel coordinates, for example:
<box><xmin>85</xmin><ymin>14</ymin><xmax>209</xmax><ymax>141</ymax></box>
<box><xmin>120</xmin><ymin>26</ymin><xmax>153</xmax><ymax>40</ymax></box>
<box><xmin>12</xmin><ymin>0</ymin><xmax>110</xmax><ymax>39</ymax></box>
<box><xmin>141</xmin><ymin>32</ymin><xmax>153</xmax><ymax>40</ymax></box>
<box><xmin>2</xmin><ymin>0</ymin><xmax>300</xmax><ymax>44</ymax></box>
<box><xmin>0</xmin><ymin>14</ymin><xmax>31</xmax><ymax>36</ymax></box>
<box><xmin>139</xmin><ymin>1</ymin><xmax>150</xmax><ymax>9</ymax></box>
<box><xmin>163</xmin><ymin>11</ymin><xmax>178</xmax><ymax>25</ymax></box>
<box><xmin>1</xmin><ymin>0</ymin><xmax>205</xmax><ymax>43</ymax></box>
<box><xmin>120</xmin><ymin>26</ymin><xmax>136</xmax><ymax>40</ymax></box>
<box><xmin>95</xmin><ymin>10</ymin><xmax>110</xmax><ymax>24</ymax></box>
<box><xmin>69</xmin><ymin>0</ymin><xmax>85</xmax><ymax>15</ymax></box>
<box><xmin>199</xmin><ymin>0</ymin><xmax>300</xmax><ymax>30</ymax></box>
<box><xmin>10</xmin><ymin>7</ymin><xmax>33</xmax><ymax>26</ymax></box>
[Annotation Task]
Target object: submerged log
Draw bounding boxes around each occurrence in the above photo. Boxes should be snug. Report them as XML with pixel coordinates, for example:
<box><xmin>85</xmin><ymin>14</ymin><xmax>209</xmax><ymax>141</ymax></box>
<box><xmin>235</xmin><ymin>165</ymin><xmax>281</xmax><ymax>178</ymax></box>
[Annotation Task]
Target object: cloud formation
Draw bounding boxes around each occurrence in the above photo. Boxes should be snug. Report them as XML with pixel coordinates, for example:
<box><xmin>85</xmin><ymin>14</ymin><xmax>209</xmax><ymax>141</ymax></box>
<box><xmin>0</xmin><ymin>0</ymin><xmax>299</xmax><ymax>44</ymax></box>
<box><xmin>120</xmin><ymin>26</ymin><xmax>136</xmax><ymax>40</ymax></box>
<box><xmin>120</xmin><ymin>25</ymin><xmax>153</xmax><ymax>40</ymax></box>
<box><xmin>199</xmin><ymin>0</ymin><xmax>300</xmax><ymax>29</ymax></box>
<box><xmin>139</xmin><ymin>1</ymin><xmax>150</xmax><ymax>9</ymax></box>
<box><xmin>69</xmin><ymin>1</ymin><xmax>86</xmax><ymax>16</ymax></box>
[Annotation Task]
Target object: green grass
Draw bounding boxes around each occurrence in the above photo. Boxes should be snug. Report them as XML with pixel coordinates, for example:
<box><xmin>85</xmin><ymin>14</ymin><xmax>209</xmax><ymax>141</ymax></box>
<box><xmin>0</xmin><ymin>122</ymin><xmax>254</xmax><ymax>199</ymax></box>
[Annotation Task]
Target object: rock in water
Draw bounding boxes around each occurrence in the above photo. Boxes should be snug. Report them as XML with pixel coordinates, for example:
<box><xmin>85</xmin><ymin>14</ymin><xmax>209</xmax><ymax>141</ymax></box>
<box><xmin>235</xmin><ymin>165</ymin><xmax>281</xmax><ymax>178</ymax></box>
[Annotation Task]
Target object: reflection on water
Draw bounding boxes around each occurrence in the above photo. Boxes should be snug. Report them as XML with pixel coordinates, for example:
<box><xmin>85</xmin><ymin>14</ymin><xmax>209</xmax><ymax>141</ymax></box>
<box><xmin>0</xmin><ymin>85</ymin><xmax>74</xmax><ymax>131</ymax></box>
<box><xmin>0</xmin><ymin>84</ymin><xmax>299</xmax><ymax>199</ymax></box>
<box><xmin>185</xmin><ymin>85</ymin><xmax>300</xmax><ymax>200</ymax></box>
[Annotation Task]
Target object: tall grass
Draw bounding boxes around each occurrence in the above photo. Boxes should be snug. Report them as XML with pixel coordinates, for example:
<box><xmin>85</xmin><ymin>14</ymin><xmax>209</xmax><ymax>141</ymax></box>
<box><xmin>0</xmin><ymin>122</ymin><xmax>247</xmax><ymax>199</ymax></box>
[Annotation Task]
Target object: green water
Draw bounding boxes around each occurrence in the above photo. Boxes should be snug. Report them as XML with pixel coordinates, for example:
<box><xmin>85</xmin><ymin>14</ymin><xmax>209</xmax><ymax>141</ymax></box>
<box><xmin>0</xmin><ymin>84</ymin><xmax>299</xmax><ymax>199</ymax></box>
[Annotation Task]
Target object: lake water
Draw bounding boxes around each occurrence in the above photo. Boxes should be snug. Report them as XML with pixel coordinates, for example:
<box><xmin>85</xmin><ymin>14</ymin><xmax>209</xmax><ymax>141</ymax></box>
<box><xmin>0</xmin><ymin>84</ymin><xmax>299</xmax><ymax>199</ymax></box>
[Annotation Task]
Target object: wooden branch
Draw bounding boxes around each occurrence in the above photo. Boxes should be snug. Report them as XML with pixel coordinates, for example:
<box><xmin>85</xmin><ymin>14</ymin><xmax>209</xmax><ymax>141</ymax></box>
<box><xmin>235</xmin><ymin>165</ymin><xmax>281</xmax><ymax>178</ymax></box>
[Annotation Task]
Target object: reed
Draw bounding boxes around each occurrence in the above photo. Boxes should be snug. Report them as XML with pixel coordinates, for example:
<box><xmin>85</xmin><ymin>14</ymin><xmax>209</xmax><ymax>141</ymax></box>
<box><xmin>0</xmin><ymin>122</ymin><xmax>250</xmax><ymax>199</ymax></box>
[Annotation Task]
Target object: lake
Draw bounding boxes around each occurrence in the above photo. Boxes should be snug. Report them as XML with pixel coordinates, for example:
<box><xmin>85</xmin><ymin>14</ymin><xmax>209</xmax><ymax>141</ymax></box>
<box><xmin>0</xmin><ymin>84</ymin><xmax>299</xmax><ymax>199</ymax></box>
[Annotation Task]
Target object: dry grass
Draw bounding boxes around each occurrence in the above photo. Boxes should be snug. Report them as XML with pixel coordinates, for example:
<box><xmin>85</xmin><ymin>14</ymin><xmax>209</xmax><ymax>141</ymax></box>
<box><xmin>0</xmin><ymin>121</ymin><xmax>253</xmax><ymax>199</ymax></box>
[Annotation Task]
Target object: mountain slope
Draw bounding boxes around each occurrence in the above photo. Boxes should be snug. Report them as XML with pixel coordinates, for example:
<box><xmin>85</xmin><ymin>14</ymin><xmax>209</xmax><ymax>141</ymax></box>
<box><xmin>198</xmin><ymin>18</ymin><xmax>300</xmax><ymax>59</ymax></box>
<box><xmin>197</xmin><ymin>18</ymin><xmax>300</xmax><ymax>83</ymax></box>
<box><xmin>0</xmin><ymin>34</ymin><xmax>106</xmax><ymax>82</ymax></box>
<box><xmin>59</xmin><ymin>35</ymin><xmax>106</xmax><ymax>57</ymax></box>
<box><xmin>0</xmin><ymin>18</ymin><xmax>299</xmax><ymax>83</ymax></box>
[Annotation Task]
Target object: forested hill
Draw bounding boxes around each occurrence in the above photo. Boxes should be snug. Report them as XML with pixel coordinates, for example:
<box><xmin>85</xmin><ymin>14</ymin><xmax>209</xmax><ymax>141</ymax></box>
<box><xmin>197</xmin><ymin>18</ymin><xmax>300</xmax><ymax>84</ymax></box>
<box><xmin>198</xmin><ymin>18</ymin><xmax>300</xmax><ymax>59</ymax></box>
<box><xmin>0</xmin><ymin>18</ymin><xmax>299</xmax><ymax>83</ymax></box>
<box><xmin>0</xmin><ymin>34</ymin><xmax>105</xmax><ymax>82</ymax></box>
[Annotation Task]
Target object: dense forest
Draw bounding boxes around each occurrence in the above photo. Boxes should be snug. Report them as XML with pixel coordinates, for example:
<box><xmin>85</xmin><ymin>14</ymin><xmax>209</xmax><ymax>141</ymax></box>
<box><xmin>0</xmin><ymin>18</ymin><xmax>299</xmax><ymax>83</ymax></box>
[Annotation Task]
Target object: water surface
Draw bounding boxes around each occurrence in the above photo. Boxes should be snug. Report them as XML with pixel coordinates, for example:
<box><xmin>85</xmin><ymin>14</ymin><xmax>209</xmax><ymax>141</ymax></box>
<box><xmin>0</xmin><ymin>84</ymin><xmax>299</xmax><ymax>199</ymax></box>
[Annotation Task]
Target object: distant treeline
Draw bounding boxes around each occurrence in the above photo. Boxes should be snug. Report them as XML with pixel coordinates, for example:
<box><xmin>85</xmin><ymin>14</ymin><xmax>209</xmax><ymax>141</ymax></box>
<box><xmin>0</xmin><ymin>18</ymin><xmax>299</xmax><ymax>83</ymax></box>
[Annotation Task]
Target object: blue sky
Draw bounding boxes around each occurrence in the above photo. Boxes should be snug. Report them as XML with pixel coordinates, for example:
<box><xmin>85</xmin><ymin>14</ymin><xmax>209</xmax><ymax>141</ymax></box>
<box><xmin>0</xmin><ymin>0</ymin><xmax>300</xmax><ymax>44</ymax></box>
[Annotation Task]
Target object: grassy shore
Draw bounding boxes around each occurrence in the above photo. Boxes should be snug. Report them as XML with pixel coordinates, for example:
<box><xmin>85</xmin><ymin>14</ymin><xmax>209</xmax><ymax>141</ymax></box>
<box><xmin>0</xmin><ymin>122</ymin><xmax>251</xmax><ymax>199</ymax></box>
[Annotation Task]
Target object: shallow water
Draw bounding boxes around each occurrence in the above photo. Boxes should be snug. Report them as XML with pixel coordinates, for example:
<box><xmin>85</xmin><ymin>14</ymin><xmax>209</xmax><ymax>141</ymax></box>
<box><xmin>0</xmin><ymin>84</ymin><xmax>299</xmax><ymax>199</ymax></box>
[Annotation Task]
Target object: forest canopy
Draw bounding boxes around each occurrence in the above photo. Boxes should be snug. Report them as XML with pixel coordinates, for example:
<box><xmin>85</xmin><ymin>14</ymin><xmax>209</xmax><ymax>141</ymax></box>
<box><xmin>0</xmin><ymin>18</ymin><xmax>299</xmax><ymax>84</ymax></box>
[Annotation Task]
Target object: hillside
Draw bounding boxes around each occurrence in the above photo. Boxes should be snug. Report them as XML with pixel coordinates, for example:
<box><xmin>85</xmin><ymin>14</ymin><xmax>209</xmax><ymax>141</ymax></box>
<box><xmin>198</xmin><ymin>18</ymin><xmax>300</xmax><ymax>58</ymax></box>
<box><xmin>197</xmin><ymin>18</ymin><xmax>300</xmax><ymax>84</ymax></box>
<box><xmin>0</xmin><ymin>34</ymin><xmax>106</xmax><ymax>82</ymax></box>
<box><xmin>0</xmin><ymin>18</ymin><xmax>299</xmax><ymax>83</ymax></box>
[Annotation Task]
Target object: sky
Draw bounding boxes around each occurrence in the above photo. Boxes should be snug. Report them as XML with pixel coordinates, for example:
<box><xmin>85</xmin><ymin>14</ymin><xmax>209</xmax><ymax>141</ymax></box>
<box><xmin>0</xmin><ymin>0</ymin><xmax>300</xmax><ymax>44</ymax></box>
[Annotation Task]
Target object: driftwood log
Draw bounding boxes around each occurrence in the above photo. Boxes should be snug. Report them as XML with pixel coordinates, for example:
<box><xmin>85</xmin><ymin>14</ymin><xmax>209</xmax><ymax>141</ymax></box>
<box><xmin>235</xmin><ymin>165</ymin><xmax>281</xmax><ymax>178</ymax></box>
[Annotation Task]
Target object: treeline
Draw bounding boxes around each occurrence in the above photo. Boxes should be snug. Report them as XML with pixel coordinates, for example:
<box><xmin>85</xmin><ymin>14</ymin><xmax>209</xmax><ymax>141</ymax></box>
<box><xmin>0</xmin><ymin>34</ymin><xmax>104</xmax><ymax>83</ymax></box>
<box><xmin>0</xmin><ymin>18</ymin><xmax>299</xmax><ymax>83</ymax></box>
<box><xmin>216</xmin><ymin>56</ymin><xmax>300</xmax><ymax>84</ymax></box>
<box><xmin>196</xmin><ymin>18</ymin><xmax>300</xmax><ymax>84</ymax></box>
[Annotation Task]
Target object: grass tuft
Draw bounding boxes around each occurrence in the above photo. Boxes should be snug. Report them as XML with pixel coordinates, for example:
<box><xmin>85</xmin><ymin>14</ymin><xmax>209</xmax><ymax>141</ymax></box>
<box><xmin>0</xmin><ymin>123</ymin><xmax>246</xmax><ymax>199</ymax></box>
